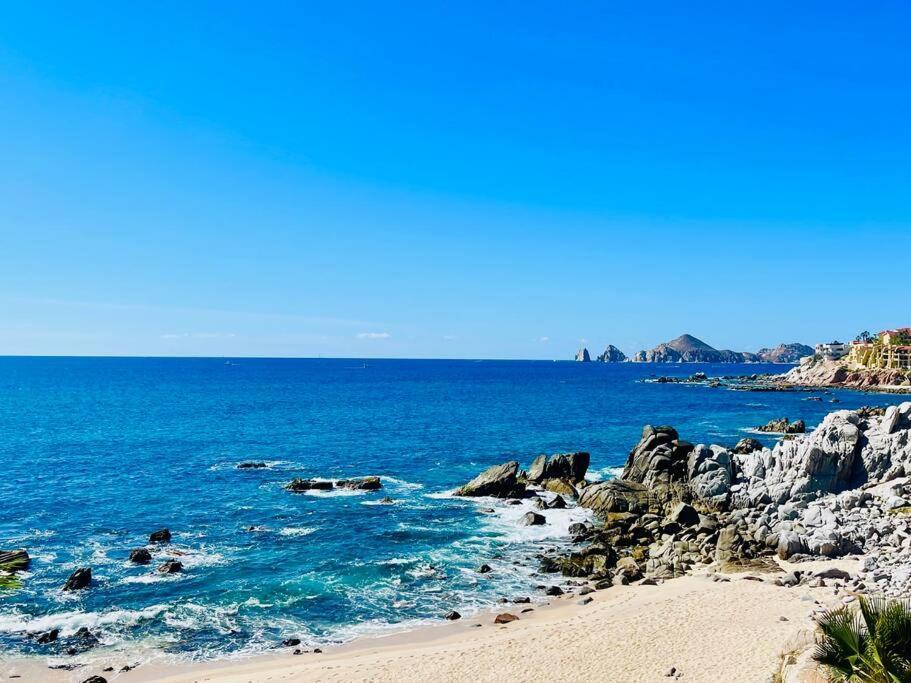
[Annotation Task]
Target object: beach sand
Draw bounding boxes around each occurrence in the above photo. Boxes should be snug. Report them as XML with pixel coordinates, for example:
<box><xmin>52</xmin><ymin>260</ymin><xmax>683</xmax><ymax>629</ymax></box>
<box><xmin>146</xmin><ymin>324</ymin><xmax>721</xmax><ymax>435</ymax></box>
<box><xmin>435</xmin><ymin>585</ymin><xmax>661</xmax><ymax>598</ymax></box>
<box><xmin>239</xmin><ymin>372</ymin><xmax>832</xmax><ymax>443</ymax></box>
<box><xmin>12</xmin><ymin>560</ymin><xmax>853</xmax><ymax>683</ymax></box>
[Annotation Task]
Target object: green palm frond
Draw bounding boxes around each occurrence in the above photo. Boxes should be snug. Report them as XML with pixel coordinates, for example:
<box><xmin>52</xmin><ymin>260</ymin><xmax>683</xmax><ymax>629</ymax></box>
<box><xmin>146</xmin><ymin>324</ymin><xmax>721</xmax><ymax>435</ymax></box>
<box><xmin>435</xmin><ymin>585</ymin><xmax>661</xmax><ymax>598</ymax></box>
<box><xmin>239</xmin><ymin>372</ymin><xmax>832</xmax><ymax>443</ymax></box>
<box><xmin>814</xmin><ymin>597</ymin><xmax>911</xmax><ymax>683</ymax></box>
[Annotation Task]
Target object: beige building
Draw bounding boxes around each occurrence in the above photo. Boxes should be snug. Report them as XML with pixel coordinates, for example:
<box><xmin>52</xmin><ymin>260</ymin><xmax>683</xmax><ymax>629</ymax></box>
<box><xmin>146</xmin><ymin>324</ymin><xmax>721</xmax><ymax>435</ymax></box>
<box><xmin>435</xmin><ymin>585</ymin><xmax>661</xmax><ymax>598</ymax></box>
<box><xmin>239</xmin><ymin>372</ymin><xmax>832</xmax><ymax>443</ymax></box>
<box><xmin>848</xmin><ymin>328</ymin><xmax>911</xmax><ymax>370</ymax></box>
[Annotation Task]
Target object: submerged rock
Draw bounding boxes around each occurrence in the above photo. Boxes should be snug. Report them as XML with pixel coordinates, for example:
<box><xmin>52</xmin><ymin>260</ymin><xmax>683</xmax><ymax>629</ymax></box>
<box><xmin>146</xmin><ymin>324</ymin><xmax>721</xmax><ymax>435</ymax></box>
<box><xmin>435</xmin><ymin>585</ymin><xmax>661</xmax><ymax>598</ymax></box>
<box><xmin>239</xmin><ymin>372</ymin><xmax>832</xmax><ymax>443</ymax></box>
<box><xmin>63</xmin><ymin>567</ymin><xmax>92</xmax><ymax>591</ymax></box>
<box><xmin>454</xmin><ymin>461</ymin><xmax>522</xmax><ymax>498</ymax></box>
<box><xmin>237</xmin><ymin>462</ymin><xmax>268</xmax><ymax>469</ymax></box>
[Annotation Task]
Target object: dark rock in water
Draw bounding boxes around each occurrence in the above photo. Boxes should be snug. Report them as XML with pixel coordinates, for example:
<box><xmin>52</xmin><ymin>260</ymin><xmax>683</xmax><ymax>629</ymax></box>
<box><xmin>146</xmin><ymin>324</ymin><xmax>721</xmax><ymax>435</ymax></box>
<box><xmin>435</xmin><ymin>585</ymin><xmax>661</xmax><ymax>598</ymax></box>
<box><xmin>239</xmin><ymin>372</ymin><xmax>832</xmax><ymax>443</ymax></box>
<box><xmin>282</xmin><ymin>638</ymin><xmax>301</xmax><ymax>647</ymax></box>
<box><xmin>547</xmin><ymin>495</ymin><xmax>568</xmax><ymax>509</ymax></box>
<box><xmin>237</xmin><ymin>462</ymin><xmax>268</xmax><ymax>469</ymax></box>
<box><xmin>0</xmin><ymin>549</ymin><xmax>30</xmax><ymax>572</ymax></box>
<box><xmin>520</xmin><ymin>511</ymin><xmax>546</xmax><ymax>526</ymax></box>
<box><xmin>36</xmin><ymin>628</ymin><xmax>59</xmax><ymax>644</ymax></box>
<box><xmin>531</xmin><ymin>497</ymin><xmax>547</xmax><ymax>510</ymax></box>
<box><xmin>157</xmin><ymin>560</ymin><xmax>183</xmax><ymax>574</ymax></box>
<box><xmin>335</xmin><ymin>476</ymin><xmax>382</xmax><ymax>490</ymax></box>
<box><xmin>544</xmin><ymin>585</ymin><xmax>564</xmax><ymax>596</ymax></box>
<box><xmin>149</xmin><ymin>529</ymin><xmax>171</xmax><ymax>544</ymax></box>
<box><xmin>733</xmin><ymin>438</ymin><xmax>763</xmax><ymax>455</ymax></box>
<box><xmin>129</xmin><ymin>548</ymin><xmax>152</xmax><ymax>564</ymax></box>
<box><xmin>378</xmin><ymin>496</ymin><xmax>395</xmax><ymax>504</ymax></box>
<box><xmin>494</xmin><ymin>612</ymin><xmax>518</xmax><ymax>624</ymax></box>
<box><xmin>445</xmin><ymin>611</ymin><xmax>461</xmax><ymax>620</ymax></box>
<box><xmin>71</xmin><ymin>627</ymin><xmax>99</xmax><ymax>650</ymax></box>
<box><xmin>286</xmin><ymin>478</ymin><xmax>333</xmax><ymax>492</ymax></box>
<box><xmin>477</xmin><ymin>564</ymin><xmax>492</xmax><ymax>574</ymax></box>
<box><xmin>454</xmin><ymin>461</ymin><xmax>522</xmax><ymax>498</ymax></box>
<box><xmin>63</xmin><ymin>567</ymin><xmax>92</xmax><ymax>591</ymax></box>
<box><xmin>526</xmin><ymin>452</ymin><xmax>590</xmax><ymax>484</ymax></box>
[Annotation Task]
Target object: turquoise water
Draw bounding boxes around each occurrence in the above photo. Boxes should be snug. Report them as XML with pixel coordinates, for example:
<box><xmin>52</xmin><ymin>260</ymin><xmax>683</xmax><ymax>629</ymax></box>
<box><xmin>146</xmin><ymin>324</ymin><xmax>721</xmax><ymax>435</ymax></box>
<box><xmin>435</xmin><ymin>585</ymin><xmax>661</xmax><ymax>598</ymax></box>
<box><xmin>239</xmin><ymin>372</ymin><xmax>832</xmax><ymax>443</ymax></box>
<box><xmin>0</xmin><ymin>357</ymin><xmax>893</xmax><ymax>660</ymax></box>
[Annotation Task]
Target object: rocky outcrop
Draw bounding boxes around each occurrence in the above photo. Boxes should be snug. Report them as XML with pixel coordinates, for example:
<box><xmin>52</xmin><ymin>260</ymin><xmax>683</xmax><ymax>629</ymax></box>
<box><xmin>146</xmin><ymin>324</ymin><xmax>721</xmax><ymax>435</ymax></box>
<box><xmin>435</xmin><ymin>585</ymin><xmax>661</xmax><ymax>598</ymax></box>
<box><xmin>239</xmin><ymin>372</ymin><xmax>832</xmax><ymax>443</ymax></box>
<box><xmin>454</xmin><ymin>461</ymin><xmax>522</xmax><ymax>498</ymax></box>
<box><xmin>63</xmin><ymin>567</ymin><xmax>92</xmax><ymax>591</ymax></box>
<box><xmin>733</xmin><ymin>438</ymin><xmax>762</xmax><ymax>454</ymax></box>
<box><xmin>0</xmin><ymin>549</ymin><xmax>30</xmax><ymax>572</ymax></box>
<box><xmin>632</xmin><ymin>334</ymin><xmax>759</xmax><ymax>363</ymax></box>
<box><xmin>756</xmin><ymin>417</ymin><xmax>805</xmax><ymax>434</ymax></box>
<box><xmin>157</xmin><ymin>560</ymin><xmax>183</xmax><ymax>574</ymax></box>
<box><xmin>336</xmin><ymin>476</ymin><xmax>382</xmax><ymax>490</ymax></box>
<box><xmin>756</xmin><ymin>343</ymin><xmax>813</xmax><ymax>363</ymax></box>
<box><xmin>526</xmin><ymin>452</ymin><xmax>589</xmax><ymax>484</ymax></box>
<box><xmin>596</xmin><ymin>345</ymin><xmax>628</xmax><ymax>363</ymax></box>
<box><xmin>129</xmin><ymin>548</ymin><xmax>152</xmax><ymax>564</ymax></box>
<box><xmin>575</xmin><ymin>347</ymin><xmax>591</xmax><ymax>362</ymax></box>
<box><xmin>781</xmin><ymin>356</ymin><xmax>911</xmax><ymax>391</ymax></box>
<box><xmin>286</xmin><ymin>479</ymin><xmax>333</xmax><ymax>492</ymax></box>
<box><xmin>149</xmin><ymin>529</ymin><xmax>171</xmax><ymax>544</ymax></box>
<box><xmin>237</xmin><ymin>462</ymin><xmax>267</xmax><ymax>469</ymax></box>
<box><xmin>567</xmin><ymin>402</ymin><xmax>911</xmax><ymax>593</ymax></box>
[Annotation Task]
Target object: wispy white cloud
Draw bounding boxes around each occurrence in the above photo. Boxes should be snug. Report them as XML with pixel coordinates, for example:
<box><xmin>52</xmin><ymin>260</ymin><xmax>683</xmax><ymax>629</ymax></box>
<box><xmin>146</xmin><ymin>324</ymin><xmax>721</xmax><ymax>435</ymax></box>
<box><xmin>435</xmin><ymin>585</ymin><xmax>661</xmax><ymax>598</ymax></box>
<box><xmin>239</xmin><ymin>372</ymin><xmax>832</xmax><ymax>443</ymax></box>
<box><xmin>537</xmin><ymin>336</ymin><xmax>550</xmax><ymax>343</ymax></box>
<box><xmin>357</xmin><ymin>331</ymin><xmax>391</xmax><ymax>340</ymax></box>
<box><xmin>442</xmin><ymin>335</ymin><xmax>457</xmax><ymax>341</ymax></box>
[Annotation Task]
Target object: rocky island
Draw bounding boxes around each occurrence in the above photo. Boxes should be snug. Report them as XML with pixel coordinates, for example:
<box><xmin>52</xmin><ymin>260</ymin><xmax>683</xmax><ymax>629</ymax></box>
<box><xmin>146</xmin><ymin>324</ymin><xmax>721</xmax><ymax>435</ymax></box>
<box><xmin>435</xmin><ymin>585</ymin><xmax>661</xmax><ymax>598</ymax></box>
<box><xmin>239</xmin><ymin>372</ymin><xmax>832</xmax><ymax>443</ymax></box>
<box><xmin>631</xmin><ymin>334</ymin><xmax>813</xmax><ymax>364</ymax></box>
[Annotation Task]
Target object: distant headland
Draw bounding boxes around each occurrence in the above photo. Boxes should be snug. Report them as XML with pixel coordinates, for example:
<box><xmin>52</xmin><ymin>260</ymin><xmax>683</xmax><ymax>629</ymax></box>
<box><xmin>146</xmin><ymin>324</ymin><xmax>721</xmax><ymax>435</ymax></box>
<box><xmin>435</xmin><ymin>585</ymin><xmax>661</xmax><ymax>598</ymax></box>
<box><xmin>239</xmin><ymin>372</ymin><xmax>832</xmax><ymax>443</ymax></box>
<box><xmin>575</xmin><ymin>334</ymin><xmax>812</xmax><ymax>364</ymax></box>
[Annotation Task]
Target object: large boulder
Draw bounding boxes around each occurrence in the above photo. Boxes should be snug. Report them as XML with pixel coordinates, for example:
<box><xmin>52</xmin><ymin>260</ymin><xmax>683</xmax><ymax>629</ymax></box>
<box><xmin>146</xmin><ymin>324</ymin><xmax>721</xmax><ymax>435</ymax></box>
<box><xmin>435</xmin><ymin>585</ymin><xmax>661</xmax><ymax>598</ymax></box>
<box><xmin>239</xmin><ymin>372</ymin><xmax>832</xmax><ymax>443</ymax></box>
<box><xmin>526</xmin><ymin>452</ymin><xmax>590</xmax><ymax>484</ymax></box>
<box><xmin>578</xmin><ymin>479</ymin><xmax>651</xmax><ymax>514</ymax></box>
<box><xmin>622</xmin><ymin>426</ymin><xmax>694</xmax><ymax>490</ymax></box>
<box><xmin>686</xmin><ymin>445</ymin><xmax>732</xmax><ymax>507</ymax></box>
<box><xmin>454</xmin><ymin>461</ymin><xmax>522</xmax><ymax>498</ymax></box>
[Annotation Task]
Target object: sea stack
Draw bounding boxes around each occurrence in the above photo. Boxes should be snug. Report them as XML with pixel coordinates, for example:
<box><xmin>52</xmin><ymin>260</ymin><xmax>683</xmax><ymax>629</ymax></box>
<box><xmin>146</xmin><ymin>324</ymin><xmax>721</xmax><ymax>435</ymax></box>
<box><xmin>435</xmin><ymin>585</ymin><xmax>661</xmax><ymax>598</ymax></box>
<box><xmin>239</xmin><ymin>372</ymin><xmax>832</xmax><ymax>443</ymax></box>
<box><xmin>597</xmin><ymin>345</ymin><xmax>627</xmax><ymax>362</ymax></box>
<box><xmin>575</xmin><ymin>347</ymin><xmax>591</xmax><ymax>362</ymax></box>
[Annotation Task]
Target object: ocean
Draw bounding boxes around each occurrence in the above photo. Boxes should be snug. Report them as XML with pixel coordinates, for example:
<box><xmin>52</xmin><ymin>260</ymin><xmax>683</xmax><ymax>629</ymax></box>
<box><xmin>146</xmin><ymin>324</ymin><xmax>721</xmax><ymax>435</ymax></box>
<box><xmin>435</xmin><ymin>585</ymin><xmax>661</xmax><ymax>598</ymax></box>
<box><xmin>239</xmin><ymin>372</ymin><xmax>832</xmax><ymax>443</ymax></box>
<box><xmin>0</xmin><ymin>357</ymin><xmax>893</xmax><ymax>662</ymax></box>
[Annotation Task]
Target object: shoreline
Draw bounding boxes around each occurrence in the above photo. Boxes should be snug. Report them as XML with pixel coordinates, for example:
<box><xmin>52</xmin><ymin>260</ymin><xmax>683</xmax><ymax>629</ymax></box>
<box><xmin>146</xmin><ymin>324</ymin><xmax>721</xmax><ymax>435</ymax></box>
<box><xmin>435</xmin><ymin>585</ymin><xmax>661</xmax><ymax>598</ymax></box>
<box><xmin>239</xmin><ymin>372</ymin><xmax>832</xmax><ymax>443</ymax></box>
<box><xmin>4</xmin><ymin>559</ymin><xmax>855</xmax><ymax>683</ymax></box>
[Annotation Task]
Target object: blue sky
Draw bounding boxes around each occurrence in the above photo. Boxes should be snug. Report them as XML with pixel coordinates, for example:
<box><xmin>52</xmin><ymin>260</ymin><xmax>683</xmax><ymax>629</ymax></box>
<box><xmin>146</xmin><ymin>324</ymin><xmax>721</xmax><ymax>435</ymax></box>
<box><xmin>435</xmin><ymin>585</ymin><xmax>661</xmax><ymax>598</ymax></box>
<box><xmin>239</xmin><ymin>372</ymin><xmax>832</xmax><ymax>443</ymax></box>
<box><xmin>1</xmin><ymin>2</ymin><xmax>909</xmax><ymax>358</ymax></box>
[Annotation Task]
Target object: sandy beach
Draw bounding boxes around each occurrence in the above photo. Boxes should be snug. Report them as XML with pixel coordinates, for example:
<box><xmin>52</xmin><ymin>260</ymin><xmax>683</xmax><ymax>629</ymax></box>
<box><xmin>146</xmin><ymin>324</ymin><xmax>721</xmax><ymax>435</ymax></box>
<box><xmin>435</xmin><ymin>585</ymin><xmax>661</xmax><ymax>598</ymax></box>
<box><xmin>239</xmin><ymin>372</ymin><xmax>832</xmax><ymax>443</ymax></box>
<box><xmin>7</xmin><ymin>560</ymin><xmax>852</xmax><ymax>683</ymax></box>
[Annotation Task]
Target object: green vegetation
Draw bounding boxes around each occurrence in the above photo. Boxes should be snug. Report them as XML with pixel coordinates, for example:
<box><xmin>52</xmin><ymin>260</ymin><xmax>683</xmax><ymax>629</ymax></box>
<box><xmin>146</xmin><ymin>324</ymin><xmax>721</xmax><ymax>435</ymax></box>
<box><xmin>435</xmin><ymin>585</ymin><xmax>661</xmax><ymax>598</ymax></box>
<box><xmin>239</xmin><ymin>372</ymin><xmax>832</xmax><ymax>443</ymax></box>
<box><xmin>0</xmin><ymin>572</ymin><xmax>21</xmax><ymax>591</ymax></box>
<box><xmin>813</xmin><ymin>596</ymin><xmax>911</xmax><ymax>682</ymax></box>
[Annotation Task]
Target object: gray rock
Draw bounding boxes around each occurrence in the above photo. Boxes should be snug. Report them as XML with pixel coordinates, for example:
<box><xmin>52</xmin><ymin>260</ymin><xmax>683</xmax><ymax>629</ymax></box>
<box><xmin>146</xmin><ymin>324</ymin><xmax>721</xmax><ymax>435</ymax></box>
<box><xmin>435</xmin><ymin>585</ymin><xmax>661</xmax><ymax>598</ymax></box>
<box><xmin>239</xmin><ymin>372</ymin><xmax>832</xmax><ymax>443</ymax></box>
<box><xmin>63</xmin><ymin>567</ymin><xmax>92</xmax><ymax>591</ymax></box>
<box><xmin>521</xmin><ymin>511</ymin><xmax>546</xmax><ymax>526</ymax></box>
<box><xmin>454</xmin><ymin>461</ymin><xmax>522</xmax><ymax>498</ymax></box>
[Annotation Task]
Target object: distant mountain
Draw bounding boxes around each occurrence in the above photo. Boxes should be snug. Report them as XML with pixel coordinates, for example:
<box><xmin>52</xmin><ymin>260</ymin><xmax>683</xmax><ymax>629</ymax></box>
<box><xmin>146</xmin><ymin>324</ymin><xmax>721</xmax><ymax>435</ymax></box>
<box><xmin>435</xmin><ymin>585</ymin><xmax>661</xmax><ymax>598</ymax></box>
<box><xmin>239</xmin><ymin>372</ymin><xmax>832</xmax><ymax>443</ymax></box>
<box><xmin>632</xmin><ymin>334</ymin><xmax>761</xmax><ymax>363</ymax></box>
<box><xmin>756</xmin><ymin>342</ymin><xmax>814</xmax><ymax>363</ymax></box>
<box><xmin>575</xmin><ymin>347</ymin><xmax>591</xmax><ymax>362</ymax></box>
<box><xmin>596</xmin><ymin>345</ymin><xmax>628</xmax><ymax>363</ymax></box>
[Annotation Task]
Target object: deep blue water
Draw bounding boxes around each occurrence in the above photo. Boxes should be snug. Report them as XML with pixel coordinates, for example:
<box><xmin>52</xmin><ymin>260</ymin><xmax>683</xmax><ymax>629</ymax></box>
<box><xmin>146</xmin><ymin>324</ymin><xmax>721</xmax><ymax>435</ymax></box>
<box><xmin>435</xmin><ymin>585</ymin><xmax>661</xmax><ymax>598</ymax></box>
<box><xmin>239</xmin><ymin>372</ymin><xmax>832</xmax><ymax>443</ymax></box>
<box><xmin>0</xmin><ymin>357</ymin><xmax>896</xmax><ymax>661</ymax></box>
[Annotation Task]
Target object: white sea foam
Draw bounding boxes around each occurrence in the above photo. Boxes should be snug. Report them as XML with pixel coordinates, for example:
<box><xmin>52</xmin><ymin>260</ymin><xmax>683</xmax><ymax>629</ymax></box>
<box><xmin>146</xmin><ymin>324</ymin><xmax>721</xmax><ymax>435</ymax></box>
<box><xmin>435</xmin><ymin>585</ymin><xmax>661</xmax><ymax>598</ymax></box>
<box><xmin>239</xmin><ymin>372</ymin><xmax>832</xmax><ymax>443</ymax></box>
<box><xmin>587</xmin><ymin>466</ymin><xmax>624</xmax><ymax>481</ymax></box>
<box><xmin>0</xmin><ymin>605</ymin><xmax>167</xmax><ymax>636</ymax></box>
<box><xmin>278</xmin><ymin>526</ymin><xmax>317</xmax><ymax>537</ymax></box>
<box><xmin>382</xmin><ymin>476</ymin><xmax>425</xmax><ymax>490</ymax></box>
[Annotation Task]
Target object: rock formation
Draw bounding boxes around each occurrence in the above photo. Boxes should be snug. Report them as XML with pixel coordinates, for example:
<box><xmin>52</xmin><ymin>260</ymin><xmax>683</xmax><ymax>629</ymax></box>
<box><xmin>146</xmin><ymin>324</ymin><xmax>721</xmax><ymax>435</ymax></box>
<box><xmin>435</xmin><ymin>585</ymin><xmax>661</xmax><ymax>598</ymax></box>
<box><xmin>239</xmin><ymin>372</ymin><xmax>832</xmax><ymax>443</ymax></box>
<box><xmin>63</xmin><ymin>567</ymin><xmax>92</xmax><ymax>591</ymax></box>
<box><xmin>756</xmin><ymin>343</ymin><xmax>814</xmax><ymax>363</ymax></box>
<box><xmin>596</xmin><ymin>345</ymin><xmax>627</xmax><ymax>363</ymax></box>
<box><xmin>567</xmin><ymin>402</ymin><xmax>911</xmax><ymax>595</ymax></box>
<box><xmin>632</xmin><ymin>334</ymin><xmax>759</xmax><ymax>363</ymax></box>
<box><xmin>454</xmin><ymin>461</ymin><xmax>523</xmax><ymax>498</ymax></box>
<box><xmin>575</xmin><ymin>347</ymin><xmax>591</xmax><ymax>362</ymax></box>
<box><xmin>0</xmin><ymin>549</ymin><xmax>30</xmax><ymax>572</ymax></box>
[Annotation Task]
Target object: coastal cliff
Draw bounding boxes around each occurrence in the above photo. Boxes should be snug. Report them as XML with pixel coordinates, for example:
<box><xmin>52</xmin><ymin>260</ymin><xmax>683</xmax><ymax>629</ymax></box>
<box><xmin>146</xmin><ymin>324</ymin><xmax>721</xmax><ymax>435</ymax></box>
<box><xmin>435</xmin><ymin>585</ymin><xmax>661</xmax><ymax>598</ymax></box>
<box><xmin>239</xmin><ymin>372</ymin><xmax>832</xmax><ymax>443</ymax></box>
<box><xmin>782</xmin><ymin>356</ymin><xmax>911</xmax><ymax>391</ymax></box>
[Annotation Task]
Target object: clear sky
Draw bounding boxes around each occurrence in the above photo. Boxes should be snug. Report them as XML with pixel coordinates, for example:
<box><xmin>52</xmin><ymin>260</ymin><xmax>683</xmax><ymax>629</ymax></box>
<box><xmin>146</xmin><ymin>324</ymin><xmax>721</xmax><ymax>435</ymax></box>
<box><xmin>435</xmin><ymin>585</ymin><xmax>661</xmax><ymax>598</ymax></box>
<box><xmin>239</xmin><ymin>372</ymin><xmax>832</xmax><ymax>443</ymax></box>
<box><xmin>1</xmin><ymin>2</ymin><xmax>909</xmax><ymax>359</ymax></box>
